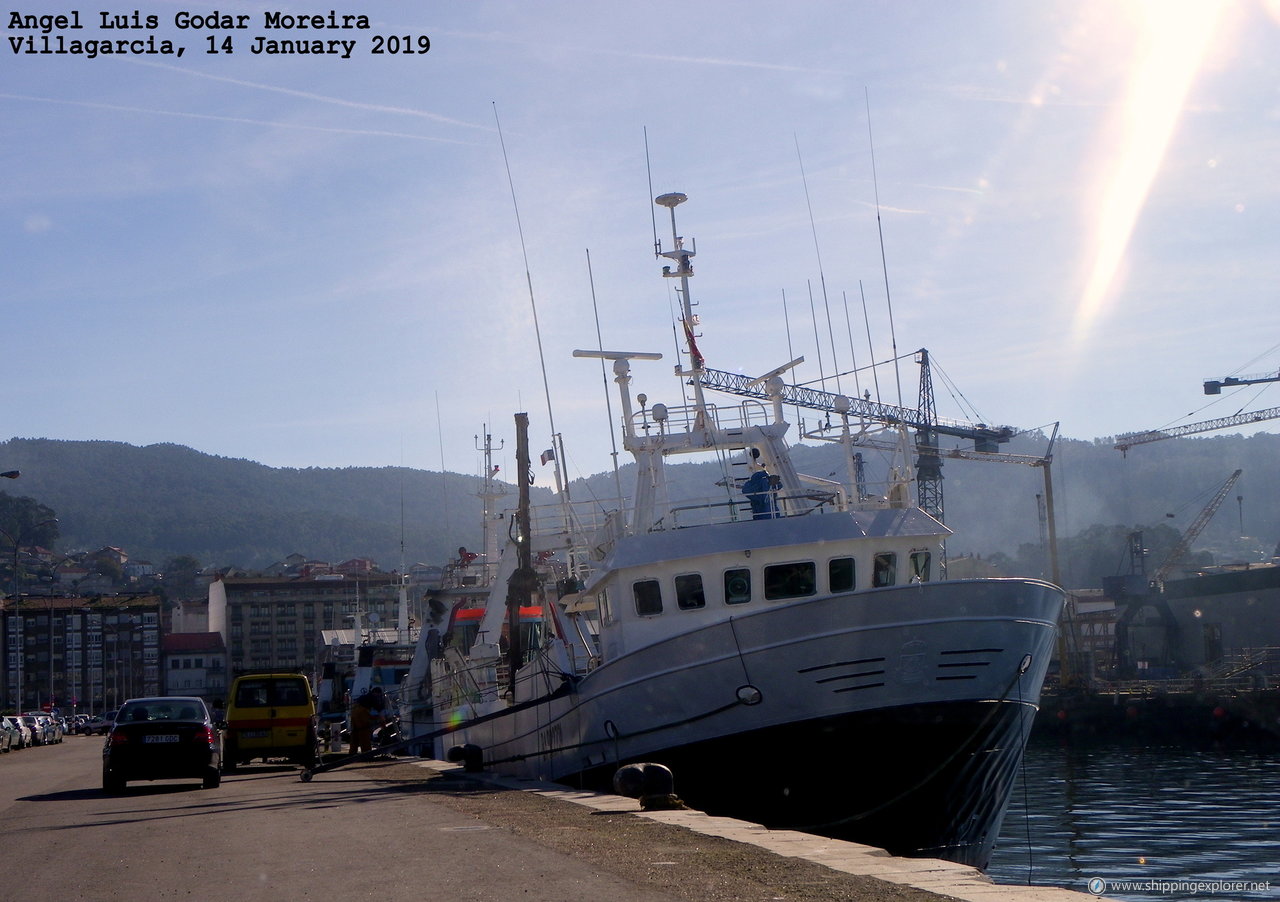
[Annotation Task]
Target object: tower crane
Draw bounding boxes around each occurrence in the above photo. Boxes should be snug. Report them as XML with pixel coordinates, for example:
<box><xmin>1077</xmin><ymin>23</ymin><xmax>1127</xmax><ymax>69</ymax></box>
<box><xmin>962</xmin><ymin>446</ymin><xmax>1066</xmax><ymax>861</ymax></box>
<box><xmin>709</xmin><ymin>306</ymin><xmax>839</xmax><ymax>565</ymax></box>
<box><xmin>697</xmin><ymin>349</ymin><xmax>1014</xmax><ymax>525</ymax></box>
<box><xmin>1203</xmin><ymin>370</ymin><xmax>1280</xmax><ymax>394</ymax></box>
<box><xmin>1114</xmin><ymin>406</ymin><xmax>1280</xmax><ymax>453</ymax></box>
<box><xmin>1116</xmin><ymin>365</ymin><xmax>1280</xmax><ymax>452</ymax></box>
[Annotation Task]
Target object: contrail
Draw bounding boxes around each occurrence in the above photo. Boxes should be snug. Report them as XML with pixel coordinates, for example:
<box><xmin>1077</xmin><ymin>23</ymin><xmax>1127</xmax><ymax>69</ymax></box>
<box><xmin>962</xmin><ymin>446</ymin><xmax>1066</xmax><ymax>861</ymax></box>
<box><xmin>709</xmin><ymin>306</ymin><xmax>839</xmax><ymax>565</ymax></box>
<box><xmin>437</xmin><ymin>28</ymin><xmax>851</xmax><ymax>76</ymax></box>
<box><xmin>0</xmin><ymin>92</ymin><xmax>478</xmax><ymax>144</ymax></box>
<box><xmin>126</xmin><ymin>58</ymin><xmax>491</xmax><ymax>131</ymax></box>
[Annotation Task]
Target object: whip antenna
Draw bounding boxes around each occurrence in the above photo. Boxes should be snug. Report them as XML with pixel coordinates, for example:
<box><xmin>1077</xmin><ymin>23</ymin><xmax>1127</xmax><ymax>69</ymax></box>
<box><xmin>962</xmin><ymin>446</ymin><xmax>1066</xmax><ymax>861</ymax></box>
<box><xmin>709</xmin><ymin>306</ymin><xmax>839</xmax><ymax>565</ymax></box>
<box><xmin>796</xmin><ymin>135</ymin><xmax>842</xmax><ymax>395</ymax></box>
<box><xmin>859</xmin><ymin>280</ymin><xmax>882</xmax><ymax>402</ymax></box>
<box><xmin>865</xmin><ymin>88</ymin><xmax>903</xmax><ymax>408</ymax></box>
<box><xmin>586</xmin><ymin>248</ymin><xmax>625</xmax><ymax>504</ymax></box>
<box><xmin>493</xmin><ymin>103</ymin><xmax>567</xmax><ymax>500</ymax></box>
<box><xmin>645</xmin><ymin>127</ymin><xmax>660</xmax><ymax>258</ymax></box>
<box><xmin>841</xmin><ymin>290</ymin><xmax>864</xmax><ymax>398</ymax></box>
<box><xmin>494</xmin><ymin>103</ymin><xmax>560</xmax><ymax>470</ymax></box>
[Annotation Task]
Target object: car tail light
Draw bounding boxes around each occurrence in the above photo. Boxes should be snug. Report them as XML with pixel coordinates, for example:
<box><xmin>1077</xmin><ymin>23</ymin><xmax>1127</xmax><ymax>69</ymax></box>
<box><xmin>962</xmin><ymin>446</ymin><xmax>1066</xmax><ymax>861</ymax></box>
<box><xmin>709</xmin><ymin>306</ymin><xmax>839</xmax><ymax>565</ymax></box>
<box><xmin>110</xmin><ymin>730</ymin><xmax>128</xmax><ymax>745</ymax></box>
<box><xmin>195</xmin><ymin>726</ymin><xmax>216</xmax><ymax>746</ymax></box>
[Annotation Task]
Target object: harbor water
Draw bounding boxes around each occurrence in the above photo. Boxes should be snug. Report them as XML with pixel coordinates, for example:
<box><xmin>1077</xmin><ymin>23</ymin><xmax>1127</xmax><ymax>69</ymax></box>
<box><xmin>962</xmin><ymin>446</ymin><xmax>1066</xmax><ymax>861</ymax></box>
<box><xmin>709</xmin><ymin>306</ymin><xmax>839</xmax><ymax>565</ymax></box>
<box><xmin>987</xmin><ymin>736</ymin><xmax>1280</xmax><ymax>900</ymax></box>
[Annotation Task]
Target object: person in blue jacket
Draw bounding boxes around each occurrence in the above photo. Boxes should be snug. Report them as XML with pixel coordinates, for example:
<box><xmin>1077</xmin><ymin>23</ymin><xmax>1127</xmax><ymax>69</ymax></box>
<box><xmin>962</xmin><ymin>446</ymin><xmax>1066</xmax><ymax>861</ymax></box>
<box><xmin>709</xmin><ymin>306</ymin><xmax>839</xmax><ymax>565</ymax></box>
<box><xmin>742</xmin><ymin>467</ymin><xmax>779</xmax><ymax>520</ymax></box>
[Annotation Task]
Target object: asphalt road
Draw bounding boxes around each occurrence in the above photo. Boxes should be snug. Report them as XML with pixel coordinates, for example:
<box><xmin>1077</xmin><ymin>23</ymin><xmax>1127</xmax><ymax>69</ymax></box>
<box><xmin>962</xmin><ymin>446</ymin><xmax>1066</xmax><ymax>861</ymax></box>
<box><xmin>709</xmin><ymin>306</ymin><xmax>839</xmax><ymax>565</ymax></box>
<box><xmin>0</xmin><ymin>735</ymin><xmax>945</xmax><ymax>902</ymax></box>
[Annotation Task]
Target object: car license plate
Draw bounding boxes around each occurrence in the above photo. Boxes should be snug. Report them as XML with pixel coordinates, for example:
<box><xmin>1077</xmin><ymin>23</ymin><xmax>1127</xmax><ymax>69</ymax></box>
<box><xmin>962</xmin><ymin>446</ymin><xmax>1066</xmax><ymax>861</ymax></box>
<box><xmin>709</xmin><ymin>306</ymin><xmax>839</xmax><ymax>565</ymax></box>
<box><xmin>242</xmin><ymin>729</ymin><xmax>269</xmax><ymax>738</ymax></box>
<box><xmin>144</xmin><ymin>734</ymin><xmax>180</xmax><ymax>743</ymax></box>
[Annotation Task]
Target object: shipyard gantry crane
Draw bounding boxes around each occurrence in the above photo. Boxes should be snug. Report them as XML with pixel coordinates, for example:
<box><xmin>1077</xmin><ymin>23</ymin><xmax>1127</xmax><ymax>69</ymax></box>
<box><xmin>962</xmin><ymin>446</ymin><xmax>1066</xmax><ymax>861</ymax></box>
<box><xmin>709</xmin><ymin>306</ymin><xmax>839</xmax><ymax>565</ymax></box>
<box><xmin>1151</xmin><ymin>468</ymin><xmax>1243</xmax><ymax>587</ymax></box>
<box><xmin>1112</xmin><ymin>468</ymin><xmax>1242</xmax><ymax>676</ymax></box>
<box><xmin>697</xmin><ymin>349</ymin><xmax>1015</xmax><ymax>525</ymax></box>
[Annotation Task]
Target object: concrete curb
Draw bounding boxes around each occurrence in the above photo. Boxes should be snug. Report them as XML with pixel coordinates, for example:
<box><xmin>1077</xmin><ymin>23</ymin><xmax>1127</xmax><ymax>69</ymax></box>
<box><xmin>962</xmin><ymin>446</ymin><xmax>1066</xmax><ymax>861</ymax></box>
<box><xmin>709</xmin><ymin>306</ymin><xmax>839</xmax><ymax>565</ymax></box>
<box><xmin>412</xmin><ymin>759</ymin><xmax>1107</xmax><ymax>902</ymax></box>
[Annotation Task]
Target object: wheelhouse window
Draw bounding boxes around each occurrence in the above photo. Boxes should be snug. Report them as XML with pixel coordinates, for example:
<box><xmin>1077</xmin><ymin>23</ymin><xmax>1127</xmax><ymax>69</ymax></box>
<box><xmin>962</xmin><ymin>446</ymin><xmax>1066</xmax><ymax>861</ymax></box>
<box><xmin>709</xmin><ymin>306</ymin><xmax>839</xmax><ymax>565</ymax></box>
<box><xmin>829</xmin><ymin>557</ymin><xmax>855</xmax><ymax>593</ymax></box>
<box><xmin>675</xmin><ymin>574</ymin><xmax>706</xmax><ymax>610</ymax></box>
<box><xmin>633</xmin><ymin>579</ymin><xmax>663</xmax><ymax>616</ymax></box>
<box><xmin>764</xmin><ymin>562</ymin><xmax>816</xmax><ymax>600</ymax></box>
<box><xmin>873</xmin><ymin>553</ymin><xmax>897</xmax><ymax>588</ymax></box>
<box><xmin>723</xmin><ymin>568</ymin><xmax>752</xmax><ymax>605</ymax></box>
<box><xmin>909</xmin><ymin>551</ymin><xmax>932</xmax><ymax>582</ymax></box>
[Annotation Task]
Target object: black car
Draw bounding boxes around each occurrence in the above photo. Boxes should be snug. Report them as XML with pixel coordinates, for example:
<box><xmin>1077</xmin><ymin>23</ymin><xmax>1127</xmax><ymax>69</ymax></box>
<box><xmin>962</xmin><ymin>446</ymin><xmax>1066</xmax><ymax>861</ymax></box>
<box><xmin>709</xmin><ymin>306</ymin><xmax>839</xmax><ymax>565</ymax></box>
<box><xmin>102</xmin><ymin>697</ymin><xmax>222</xmax><ymax>792</ymax></box>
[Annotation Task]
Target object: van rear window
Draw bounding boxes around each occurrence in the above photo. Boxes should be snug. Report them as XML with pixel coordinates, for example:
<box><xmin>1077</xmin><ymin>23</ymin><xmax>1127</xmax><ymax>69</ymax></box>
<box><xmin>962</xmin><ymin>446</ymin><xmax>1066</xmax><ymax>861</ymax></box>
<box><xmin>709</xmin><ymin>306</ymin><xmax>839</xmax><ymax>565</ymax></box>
<box><xmin>235</xmin><ymin>678</ymin><xmax>309</xmax><ymax>708</ymax></box>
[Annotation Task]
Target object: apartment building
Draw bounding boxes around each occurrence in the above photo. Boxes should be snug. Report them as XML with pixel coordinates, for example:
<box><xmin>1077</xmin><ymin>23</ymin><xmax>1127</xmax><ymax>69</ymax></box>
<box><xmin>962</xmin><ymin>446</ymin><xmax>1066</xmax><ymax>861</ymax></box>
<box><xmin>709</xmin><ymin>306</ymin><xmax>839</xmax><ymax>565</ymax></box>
<box><xmin>162</xmin><ymin>631</ymin><xmax>227</xmax><ymax>702</ymax></box>
<box><xmin>2</xmin><ymin>594</ymin><xmax>162</xmax><ymax>714</ymax></box>
<box><xmin>208</xmin><ymin>572</ymin><xmax>409</xmax><ymax>677</ymax></box>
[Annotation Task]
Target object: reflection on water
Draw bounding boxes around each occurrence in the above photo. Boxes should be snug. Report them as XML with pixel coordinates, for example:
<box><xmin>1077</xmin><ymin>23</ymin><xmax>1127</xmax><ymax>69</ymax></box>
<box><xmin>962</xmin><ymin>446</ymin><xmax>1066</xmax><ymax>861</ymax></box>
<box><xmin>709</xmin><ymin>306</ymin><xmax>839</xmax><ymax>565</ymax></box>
<box><xmin>988</xmin><ymin>737</ymin><xmax>1280</xmax><ymax>900</ymax></box>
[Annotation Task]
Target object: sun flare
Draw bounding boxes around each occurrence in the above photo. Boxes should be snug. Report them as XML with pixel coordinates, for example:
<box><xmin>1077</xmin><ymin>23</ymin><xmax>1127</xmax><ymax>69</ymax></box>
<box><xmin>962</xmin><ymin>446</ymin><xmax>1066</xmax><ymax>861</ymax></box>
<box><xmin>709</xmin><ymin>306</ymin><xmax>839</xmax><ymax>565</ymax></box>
<box><xmin>1071</xmin><ymin>1</ymin><xmax>1228</xmax><ymax>341</ymax></box>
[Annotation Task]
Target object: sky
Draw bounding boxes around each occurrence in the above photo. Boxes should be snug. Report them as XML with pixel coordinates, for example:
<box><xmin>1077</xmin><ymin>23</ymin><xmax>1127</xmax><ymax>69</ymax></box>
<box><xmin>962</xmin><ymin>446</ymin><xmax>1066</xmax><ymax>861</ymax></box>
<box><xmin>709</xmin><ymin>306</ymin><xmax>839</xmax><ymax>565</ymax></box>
<box><xmin>5</xmin><ymin>0</ymin><xmax>1280</xmax><ymax>484</ymax></box>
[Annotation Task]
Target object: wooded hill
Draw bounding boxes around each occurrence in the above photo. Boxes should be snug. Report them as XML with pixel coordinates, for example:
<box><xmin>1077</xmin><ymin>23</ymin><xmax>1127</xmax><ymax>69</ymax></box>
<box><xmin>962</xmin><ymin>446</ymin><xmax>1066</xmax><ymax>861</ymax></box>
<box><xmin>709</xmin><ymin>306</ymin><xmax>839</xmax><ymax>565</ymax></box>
<box><xmin>2</xmin><ymin>431</ymin><xmax>1276</xmax><ymax>588</ymax></box>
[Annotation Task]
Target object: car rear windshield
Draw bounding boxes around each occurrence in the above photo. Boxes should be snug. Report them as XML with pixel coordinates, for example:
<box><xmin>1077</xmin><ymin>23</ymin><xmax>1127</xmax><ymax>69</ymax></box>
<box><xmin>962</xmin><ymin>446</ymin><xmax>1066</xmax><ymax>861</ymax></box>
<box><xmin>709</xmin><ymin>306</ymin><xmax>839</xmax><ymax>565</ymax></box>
<box><xmin>234</xmin><ymin>678</ymin><xmax>309</xmax><ymax>708</ymax></box>
<box><xmin>118</xmin><ymin>702</ymin><xmax>206</xmax><ymax>722</ymax></box>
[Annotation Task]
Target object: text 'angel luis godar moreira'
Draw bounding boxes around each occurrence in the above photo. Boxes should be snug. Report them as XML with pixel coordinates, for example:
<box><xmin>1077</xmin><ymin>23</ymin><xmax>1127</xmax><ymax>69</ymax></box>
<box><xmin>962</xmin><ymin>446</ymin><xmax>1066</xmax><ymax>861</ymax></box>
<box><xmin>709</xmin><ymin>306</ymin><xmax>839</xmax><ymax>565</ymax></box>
<box><xmin>8</xmin><ymin>10</ymin><xmax>429</xmax><ymax>60</ymax></box>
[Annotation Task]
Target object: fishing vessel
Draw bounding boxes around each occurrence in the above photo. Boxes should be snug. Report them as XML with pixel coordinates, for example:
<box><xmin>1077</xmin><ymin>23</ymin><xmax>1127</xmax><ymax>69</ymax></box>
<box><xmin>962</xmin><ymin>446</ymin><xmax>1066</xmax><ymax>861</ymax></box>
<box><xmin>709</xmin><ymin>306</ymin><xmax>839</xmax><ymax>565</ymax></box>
<box><xmin>399</xmin><ymin>429</ymin><xmax>518</xmax><ymax>744</ymax></box>
<box><xmin>421</xmin><ymin>192</ymin><xmax>1064</xmax><ymax>868</ymax></box>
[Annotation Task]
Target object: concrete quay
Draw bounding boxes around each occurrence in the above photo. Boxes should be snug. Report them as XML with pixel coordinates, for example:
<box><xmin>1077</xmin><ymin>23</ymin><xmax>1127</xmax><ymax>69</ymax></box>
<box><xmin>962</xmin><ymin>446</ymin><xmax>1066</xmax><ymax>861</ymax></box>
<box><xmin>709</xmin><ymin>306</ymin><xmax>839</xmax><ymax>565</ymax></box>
<box><xmin>414</xmin><ymin>758</ymin><xmax>1105</xmax><ymax>902</ymax></box>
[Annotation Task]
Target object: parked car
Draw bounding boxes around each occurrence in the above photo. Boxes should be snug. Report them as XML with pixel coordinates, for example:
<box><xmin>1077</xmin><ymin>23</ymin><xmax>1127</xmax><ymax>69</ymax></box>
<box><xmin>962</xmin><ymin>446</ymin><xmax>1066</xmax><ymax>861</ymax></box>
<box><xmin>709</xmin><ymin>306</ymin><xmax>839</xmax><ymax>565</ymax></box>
<box><xmin>83</xmin><ymin>715</ymin><xmax>108</xmax><ymax>736</ymax></box>
<box><xmin>5</xmin><ymin>716</ymin><xmax>32</xmax><ymax>749</ymax></box>
<box><xmin>25</xmin><ymin>713</ymin><xmax>63</xmax><ymax>744</ymax></box>
<box><xmin>102</xmin><ymin>697</ymin><xmax>222</xmax><ymax>792</ymax></box>
<box><xmin>0</xmin><ymin>717</ymin><xmax>14</xmax><ymax>753</ymax></box>
<box><xmin>38</xmin><ymin>714</ymin><xmax>64</xmax><ymax>744</ymax></box>
<box><xmin>19</xmin><ymin>715</ymin><xmax>45</xmax><ymax>745</ymax></box>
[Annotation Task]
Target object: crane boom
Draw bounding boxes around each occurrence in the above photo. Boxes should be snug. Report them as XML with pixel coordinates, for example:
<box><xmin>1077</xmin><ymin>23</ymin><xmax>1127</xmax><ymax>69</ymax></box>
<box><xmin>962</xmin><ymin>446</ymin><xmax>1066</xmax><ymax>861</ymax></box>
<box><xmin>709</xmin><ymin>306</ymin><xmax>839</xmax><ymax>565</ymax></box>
<box><xmin>1114</xmin><ymin>405</ymin><xmax>1280</xmax><ymax>452</ymax></box>
<box><xmin>1150</xmin><ymin>469</ymin><xmax>1243</xmax><ymax>586</ymax></box>
<box><xmin>697</xmin><ymin>351</ymin><xmax>1016</xmax><ymax>535</ymax></box>
<box><xmin>697</xmin><ymin>357</ymin><xmax>1014</xmax><ymax>449</ymax></box>
<box><xmin>1204</xmin><ymin>370</ymin><xmax>1280</xmax><ymax>394</ymax></box>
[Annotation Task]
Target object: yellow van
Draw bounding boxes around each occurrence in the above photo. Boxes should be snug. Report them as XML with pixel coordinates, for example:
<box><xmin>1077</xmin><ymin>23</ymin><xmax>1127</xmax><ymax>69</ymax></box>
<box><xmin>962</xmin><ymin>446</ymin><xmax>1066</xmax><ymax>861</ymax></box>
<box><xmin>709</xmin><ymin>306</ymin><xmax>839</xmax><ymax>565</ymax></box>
<box><xmin>223</xmin><ymin>672</ymin><xmax>319</xmax><ymax>771</ymax></box>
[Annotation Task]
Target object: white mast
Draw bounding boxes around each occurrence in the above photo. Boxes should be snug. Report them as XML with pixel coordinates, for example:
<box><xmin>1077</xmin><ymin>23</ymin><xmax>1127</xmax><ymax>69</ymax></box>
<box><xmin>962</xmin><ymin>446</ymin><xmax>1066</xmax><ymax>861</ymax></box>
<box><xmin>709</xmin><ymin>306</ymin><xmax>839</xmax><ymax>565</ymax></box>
<box><xmin>655</xmin><ymin>192</ymin><xmax>709</xmax><ymax>419</ymax></box>
<box><xmin>477</xmin><ymin>428</ymin><xmax>506</xmax><ymax>572</ymax></box>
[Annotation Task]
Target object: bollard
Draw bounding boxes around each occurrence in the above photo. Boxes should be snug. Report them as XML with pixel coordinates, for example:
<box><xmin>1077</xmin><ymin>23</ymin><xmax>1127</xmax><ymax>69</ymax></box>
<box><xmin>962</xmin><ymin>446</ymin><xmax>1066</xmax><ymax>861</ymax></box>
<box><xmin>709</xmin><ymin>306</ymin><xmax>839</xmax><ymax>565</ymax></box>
<box><xmin>447</xmin><ymin>743</ymin><xmax>484</xmax><ymax>773</ymax></box>
<box><xmin>613</xmin><ymin>762</ymin><xmax>686</xmax><ymax>811</ymax></box>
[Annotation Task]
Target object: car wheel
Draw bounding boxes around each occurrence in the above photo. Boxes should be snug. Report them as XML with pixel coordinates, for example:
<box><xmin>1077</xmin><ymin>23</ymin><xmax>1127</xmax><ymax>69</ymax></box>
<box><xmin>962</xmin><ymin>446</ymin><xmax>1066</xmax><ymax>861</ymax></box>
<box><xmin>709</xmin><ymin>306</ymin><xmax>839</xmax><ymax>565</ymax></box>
<box><xmin>202</xmin><ymin>767</ymin><xmax>221</xmax><ymax>789</ymax></box>
<box><xmin>102</xmin><ymin>770</ymin><xmax>126</xmax><ymax>793</ymax></box>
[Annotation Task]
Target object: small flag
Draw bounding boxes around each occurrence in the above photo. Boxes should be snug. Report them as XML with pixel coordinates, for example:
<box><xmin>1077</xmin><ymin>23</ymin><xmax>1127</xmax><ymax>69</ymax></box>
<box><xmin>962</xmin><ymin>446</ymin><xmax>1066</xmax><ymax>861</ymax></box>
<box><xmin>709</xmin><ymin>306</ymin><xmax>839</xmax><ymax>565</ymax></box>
<box><xmin>540</xmin><ymin>448</ymin><xmax>556</xmax><ymax>465</ymax></box>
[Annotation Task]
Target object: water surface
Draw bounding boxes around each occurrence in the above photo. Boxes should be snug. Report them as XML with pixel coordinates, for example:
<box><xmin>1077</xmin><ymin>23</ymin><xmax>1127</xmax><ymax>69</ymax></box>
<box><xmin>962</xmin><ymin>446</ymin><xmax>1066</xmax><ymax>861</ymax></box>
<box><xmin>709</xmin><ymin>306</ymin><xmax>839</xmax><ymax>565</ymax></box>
<box><xmin>988</xmin><ymin>737</ymin><xmax>1280</xmax><ymax>900</ymax></box>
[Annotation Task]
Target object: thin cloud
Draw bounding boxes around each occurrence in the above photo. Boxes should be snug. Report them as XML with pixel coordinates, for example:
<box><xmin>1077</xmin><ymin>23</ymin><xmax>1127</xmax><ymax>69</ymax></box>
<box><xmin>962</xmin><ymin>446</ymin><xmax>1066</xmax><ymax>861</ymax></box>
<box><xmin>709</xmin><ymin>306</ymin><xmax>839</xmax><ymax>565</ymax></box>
<box><xmin>601</xmin><ymin>49</ymin><xmax>851</xmax><ymax>75</ymax></box>
<box><xmin>0</xmin><ymin>93</ymin><xmax>477</xmax><ymax>144</ymax></box>
<box><xmin>437</xmin><ymin>28</ymin><xmax>852</xmax><ymax>76</ymax></box>
<box><xmin>127</xmin><ymin>59</ymin><xmax>492</xmax><ymax>131</ymax></box>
